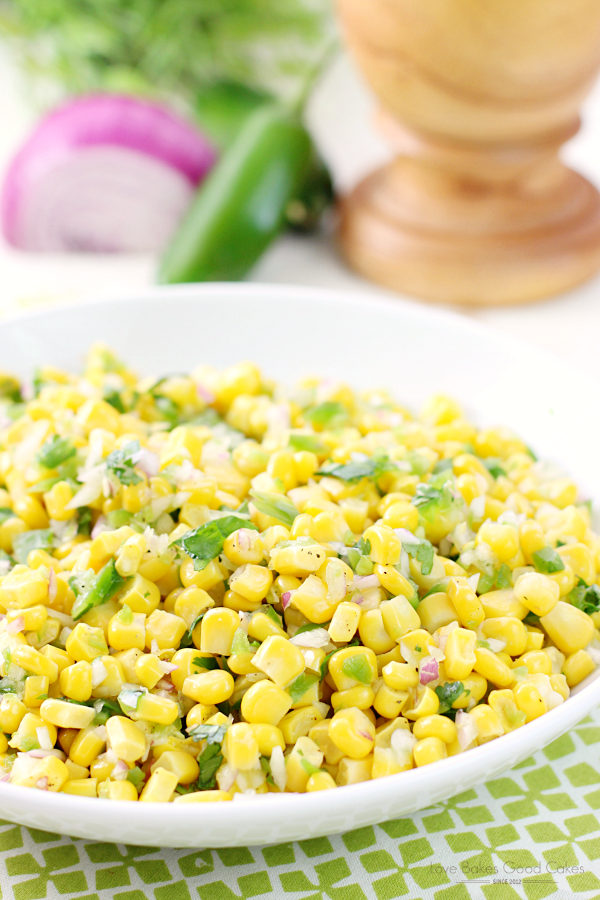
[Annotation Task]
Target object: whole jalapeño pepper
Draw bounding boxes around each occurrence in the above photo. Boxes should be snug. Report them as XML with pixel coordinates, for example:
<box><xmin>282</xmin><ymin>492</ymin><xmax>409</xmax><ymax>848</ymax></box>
<box><xmin>158</xmin><ymin>106</ymin><xmax>313</xmax><ymax>283</ymax></box>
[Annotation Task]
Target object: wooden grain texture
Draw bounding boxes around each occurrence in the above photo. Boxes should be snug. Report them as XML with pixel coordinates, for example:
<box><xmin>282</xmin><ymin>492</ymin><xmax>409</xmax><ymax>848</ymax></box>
<box><xmin>336</xmin><ymin>0</ymin><xmax>600</xmax><ymax>305</ymax></box>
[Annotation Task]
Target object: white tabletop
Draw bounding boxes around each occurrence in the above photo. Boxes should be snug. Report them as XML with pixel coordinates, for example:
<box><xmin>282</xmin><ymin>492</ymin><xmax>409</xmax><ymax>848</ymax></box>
<box><xmin>2</xmin><ymin>49</ymin><xmax>600</xmax><ymax>379</ymax></box>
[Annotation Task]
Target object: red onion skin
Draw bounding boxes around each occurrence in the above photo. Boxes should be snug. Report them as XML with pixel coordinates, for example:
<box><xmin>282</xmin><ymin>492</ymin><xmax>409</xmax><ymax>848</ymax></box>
<box><xmin>2</xmin><ymin>94</ymin><xmax>217</xmax><ymax>248</ymax></box>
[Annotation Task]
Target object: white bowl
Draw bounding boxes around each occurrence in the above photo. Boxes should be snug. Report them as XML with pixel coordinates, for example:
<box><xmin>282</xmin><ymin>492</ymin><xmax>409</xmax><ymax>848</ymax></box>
<box><xmin>0</xmin><ymin>283</ymin><xmax>598</xmax><ymax>848</ymax></box>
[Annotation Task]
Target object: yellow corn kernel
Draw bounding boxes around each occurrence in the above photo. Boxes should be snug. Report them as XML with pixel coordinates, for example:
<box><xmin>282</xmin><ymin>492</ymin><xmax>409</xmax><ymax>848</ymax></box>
<box><xmin>249</xmin><ymin>723</ymin><xmax>285</xmax><ymax>756</ymax></box>
<box><xmin>514</xmin><ymin>650</ymin><xmax>552</xmax><ymax>676</ymax></box>
<box><xmin>0</xmin><ymin>516</ymin><xmax>27</xmax><ymax>553</ymax></box>
<box><xmin>405</xmin><ymin>686</ymin><xmax>440</xmax><ymax>720</ymax></box>
<box><xmin>88</xmin><ymin>526</ymin><xmax>135</xmax><ymax>569</ymax></box>
<box><xmin>91</xmin><ymin>656</ymin><xmax>125</xmax><ymax>699</ymax></box>
<box><xmin>519</xmin><ymin>520</ymin><xmax>547</xmax><ymax>565</ymax></box>
<box><xmin>563</xmin><ymin>650</ymin><xmax>596</xmax><ymax>687</ymax></box>
<box><xmin>63</xmin><ymin>778</ymin><xmax>98</xmax><ymax>797</ymax></box>
<box><xmin>473</xmin><ymin>646</ymin><xmax>514</xmax><ymax>688</ymax></box>
<box><xmin>43</xmin><ymin>481</ymin><xmax>75</xmax><ymax>522</ymax></box>
<box><xmin>336</xmin><ymin>755</ymin><xmax>373</xmax><ymax>785</ymax></box>
<box><xmin>200</xmin><ymin>607</ymin><xmax>240</xmax><ymax>656</ymax></box>
<box><xmin>183</xmin><ymin>670</ymin><xmax>234</xmax><ymax>705</ymax></box>
<box><xmin>359</xmin><ymin>608</ymin><xmax>396</xmax><ymax>654</ymax></box>
<box><xmin>99</xmin><ymin>780</ymin><xmax>138</xmax><ymax>801</ymax></box>
<box><xmin>107</xmin><ymin>608</ymin><xmax>146</xmax><ymax>652</ymax></box>
<box><xmin>329</xmin><ymin>708</ymin><xmax>375</xmax><ymax>759</ymax></box>
<box><xmin>252</xmin><ymin>635</ymin><xmax>305</xmax><ymax>688</ymax></box>
<box><xmin>121</xmin><ymin>477</ymin><xmax>150</xmax><ymax>515</ymax></box>
<box><xmin>41</xmin><ymin>646</ymin><xmax>73</xmax><ymax>676</ymax></box>
<box><xmin>152</xmin><ymin>750</ymin><xmax>199</xmax><ymax>784</ymax></box>
<box><xmin>0</xmin><ymin>695</ymin><xmax>27</xmax><ymax>733</ymax></box>
<box><xmin>90</xmin><ymin>757</ymin><xmax>115</xmax><ymax>783</ymax></box>
<box><xmin>363</xmin><ymin>524</ymin><xmax>401</xmax><ymax>565</ymax></box>
<box><xmin>39</xmin><ymin>698</ymin><xmax>94</xmax><ymax>731</ymax></box>
<box><xmin>247</xmin><ymin>612</ymin><xmax>287</xmax><ymax>643</ymax></box>
<box><xmin>450</xmin><ymin>673</ymin><xmax>487</xmax><ymax>709</ymax></box>
<box><xmin>290</xmin><ymin>574</ymin><xmax>339</xmax><ymax>624</ymax></box>
<box><xmin>0</xmin><ymin>569</ymin><xmax>49</xmax><ymax>609</ymax></box>
<box><xmin>444</xmin><ymin>628</ymin><xmax>477</xmax><ymax>680</ymax></box>
<box><xmin>9</xmin><ymin>713</ymin><xmax>57</xmax><ymax>751</ymax></box>
<box><xmin>224</xmin><ymin>722</ymin><xmax>259</xmax><ymax>770</ymax></box>
<box><xmin>306</xmin><ymin>770</ymin><xmax>336</xmax><ymax>791</ymax></box>
<box><xmin>374</xmin><ymin>564</ymin><xmax>415</xmax><ymax>600</ymax></box>
<box><xmin>417</xmin><ymin>592</ymin><xmax>457</xmax><ymax>634</ymax></box>
<box><xmin>139</xmin><ymin>767</ymin><xmax>178</xmax><ymax>802</ymax></box>
<box><xmin>371</xmin><ymin>746</ymin><xmax>409</xmax><ymax>779</ymax></box>
<box><xmin>289</xmin><ymin>513</ymin><xmax>316</xmax><ymax>540</ymax></box>
<box><xmin>328</xmin><ymin>646</ymin><xmax>378</xmax><ymax>692</ymax></box>
<box><xmin>373</xmin><ymin>682</ymin><xmax>409</xmax><ymax>718</ymax></box>
<box><xmin>135</xmin><ymin>654</ymin><xmax>164</xmax><ymax>690</ymax></box>
<box><xmin>12</xmin><ymin>645</ymin><xmax>58</xmax><ymax>682</ymax></box>
<box><xmin>331</xmin><ymin>685</ymin><xmax>375</xmax><ymax>711</ymax></box>
<box><xmin>68</xmin><ymin>725</ymin><xmax>106</xmax><ymax>767</ymax></box>
<box><xmin>469</xmin><ymin>704</ymin><xmax>504</xmax><ymax>743</ymax></box>
<box><xmin>223</xmin><ymin>588</ymin><xmax>261</xmax><ymax>614</ymax></box>
<box><xmin>381</xmin><ymin>661</ymin><xmax>419</xmax><ymax>692</ymax></box>
<box><xmin>79</xmin><ymin>598</ymin><xmax>119</xmax><ymax>638</ymax></box>
<box><xmin>488</xmin><ymin>689</ymin><xmax>526</xmax><ymax>731</ymax></box>
<box><xmin>23</xmin><ymin>675</ymin><xmax>49</xmax><ymax>708</ymax></box>
<box><xmin>115</xmin><ymin>573</ymin><xmax>160</xmax><ymax>616</ymax></box>
<box><xmin>173</xmin><ymin>587</ymin><xmax>214</xmax><ymax>628</ymax></box>
<box><xmin>22</xmin><ymin>755</ymin><xmax>69</xmax><ymax>792</ymax></box>
<box><xmin>167</xmin><ymin>649</ymin><xmax>210</xmax><ymax>692</ymax></box>
<box><xmin>380</xmin><ymin>594</ymin><xmax>421</xmax><ymax>642</ymax></box>
<box><xmin>477</xmin><ymin>522</ymin><xmax>519</xmax><ymax>563</ymax></box>
<box><xmin>65</xmin><ymin>623</ymin><xmax>108</xmax><ymax>663</ymax></box>
<box><xmin>447</xmin><ymin>577</ymin><xmax>484</xmax><ymax>629</ymax></box>
<box><xmin>136</xmin><ymin>693</ymin><xmax>179</xmax><ymax>725</ymax></box>
<box><xmin>115</xmin><ymin>534</ymin><xmax>147</xmax><ymax>578</ymax></box>
<box><xmin>540</xmin><ymin>601</ymin><xmax>594</xmax><ymax>656</ymax></box>
<box><xmin>7</xmin><ymin>604</ymin><xmax>48</xmax><ymax>632</ymax></box>
<box><xmin>186</xmin><ymin>703</ymin><xmax>218</xmax><ymax>728</ymax></box>
<box><xmin>550</xmin><ymin>673</ymin><xmax>570</xmax><ymax>701</ymax></box>
<box><xmin>285</xmin><ymin>735</ymin><xmax>324</xmax><ymax>792</ymax></box>
<box><xmin>13</xmin><ymin>493</ymin><xmax>49</xmax><ymax>530</ymax></box>
<box><xmin>180</xmin><ymin>557</ymin><xmax>225</xmax><ymax>592</ymax></box>
<box><xmin>557</xmin><ymin>543</ymin><xmax>595</xmax><ymax>586</ymax></box>
<box><xmin>279</xmin><ymin>707</ymin><xmax>325</xmax><ymax>744</ymax></box>
<box><xmin>413</xmin><ymin>714</ymin><xmax>457</xmax><ymax>744</ymax></box>
<box><xmin>382</xmin><ymin>500</ymin><xmax>419</xmax><ymax>532</ymax></box>
<box><xmin>59</xmin><ymin>661</ymin><xmax>93</xmax><ymax>702</ymax></box>
<box><xmin>106</xmin><ymin>716</ymin><xmax>146</xmax><ymax>763</ymax></box>
<box><xmin>228</xmin><ymin>564</ymin><xmax>273</xmax><ymax>604</ymax></box>
<box><xmin>481</xmin><ymin>617</ymin><xmax>527</xmax><ymax>657</ymax></box>
<box><xmin>26</xmin><ymin>615</ymin><xmax>61</xmax><ymax>651</ymax></box>
<box><xmin>240</xmin><ymin>679</ymin><xmax>293</xmax><ymax>725</ymax></box>
<box><xmin>222</xmin><ymin>528</ymin><xmax>264</xmax><ymax>566</ymax></box>
<box><xmin>514</xmin><ymin>572</ymin><xmax>559</xmax><ymax>617</ymax></box>
<box><xmin>480</xmin><ymin>589</ymin><xmax>528</xmax><ymax>620</ymax></box>
<box><xmin>413</xmin><ymin>736</ymin><xmax>447</xmax><ymax>766</ymax></box>
<box><xmin>376</xmin><ymin>645</ymin><xmax>403</xmax><ymax>674</ymax></box>
<box><xmin>113</xmin><ymin>648</ymin><xmax>143</xmax><ymax>684</ymax></box>
<box><xmin>145</xmin><ymin>609</ymin><xmax>187</xmax><ymax>651</ymax></box>
<box><xmin>513</xmin><ymin>681</ymin><xmax>547</xmax><ymax>722</ymax></box>
<box><xmin>523</xmin><ymin>628</ymin><xmax>545</xmax><ymax>652</ymax></box>
<box><xmin>269</xmin><ymin>542</ymin><xmax>327</xmax><ymax>576</ymax></box>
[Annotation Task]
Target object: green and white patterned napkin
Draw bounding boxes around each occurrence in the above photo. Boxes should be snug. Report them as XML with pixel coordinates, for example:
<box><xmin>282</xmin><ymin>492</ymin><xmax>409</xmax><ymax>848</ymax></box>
<box><xmin>1</xmin><ymin>706</ymin><xmax>599</xmax><ymax>900</ymax></box>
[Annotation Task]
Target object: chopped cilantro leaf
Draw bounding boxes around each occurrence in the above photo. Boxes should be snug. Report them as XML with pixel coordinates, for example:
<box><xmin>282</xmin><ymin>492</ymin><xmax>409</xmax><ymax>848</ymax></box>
<box><xmin>569</xmin><ymin>579</ymin><xmax>600</xmax><ymax>615</ymax></box>
<box><xmin>248</xmin><ymin>491</ymin><xmax>298</xmax><ymax>528</ymax></box>
<box><xmin>0</xmin><ymin>508</ymin><xmax>15</xmax><ymax>526</ymax></box>
<box><xmin>37</xmin><ymin>435</ymin><xmax>76</xmax><ymax>469</ymax></box>
<box><xmin>317</xmin><ymin>452</ymin><xmax>397</xmax><ymax>484</ymax></box>
<box><xmin>12</xmin><ymin>528</ymin><xmax>54</xmax><ymax>564</ymax></box>
<box><xmin>187</xmin><ymin>723</ymin><xmax>228</xmax><ymax>744</ymax></box>
<box><xmin>196</xmin><ymin>743</ymin><xmax>223</xmax><ymax>790</ymax></box>
<box><xmin>294</xmin><ymin>622</ymin><xmax>328</xmax><ymax>636</ymax></box>
<box><xmin>483</xmin><ymin>458</ymin><xmax>507</xmax><ymax>479</ymax></box>
<box><xmin>103</xmin><ymin>389</ymin><xmax>126</xmax><ymax>413</ymax></box>
<box><xmin>174</xmin><ymin>516</ymin><xmax>258</xmax><ymax>572</ymax></box>
<box><xmin>193</xmin><ymin>656</ymin><xmax>219</xmax><ymax>671</ymax></box>
<box><xmin>401</xmin><ymin>535</ymin><xmax>435</xmax><ymax>577</ymax></box>
<box><xmin>305</xmin><ymin>401</ymin><xmax>348</xmax><ymax>430</ymax></box>
<box><xmin>106</xmin><ymin>441</ymin><xmax>142</xmax><ymax>486</ymax></box>
<box><xmin>435</xmin><ymin>681</ymin><xmax>466</xmax><ymax>714</ymax></box>
<box><xmin>532</xmin><ymin>547</ymin><xmax>565</xmax><ymax>574</ymax></box>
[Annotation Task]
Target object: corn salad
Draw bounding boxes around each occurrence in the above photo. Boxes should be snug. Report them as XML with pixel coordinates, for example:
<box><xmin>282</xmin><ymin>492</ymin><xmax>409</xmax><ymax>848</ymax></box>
<box><xmin>0</xmin><ymin>346</ymin><xmax>597</xmax><ymax>803</ymax></box>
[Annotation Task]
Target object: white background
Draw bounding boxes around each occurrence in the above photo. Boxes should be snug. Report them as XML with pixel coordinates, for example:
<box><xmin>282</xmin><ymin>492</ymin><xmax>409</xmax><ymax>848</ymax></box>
<box><xmin>1</xmin><ymin>47</ymin><xmax>600</xmax><ymax>379</ymax></box>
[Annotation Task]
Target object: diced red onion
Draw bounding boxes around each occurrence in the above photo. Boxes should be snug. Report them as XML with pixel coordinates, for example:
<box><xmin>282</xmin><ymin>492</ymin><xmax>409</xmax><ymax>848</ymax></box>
<box><xmin>289</xmin><ymin>629</ymin><xmax>330</xmax><ymax>649</ymax></box>
<box><xmin>197</xmin><ymin>384</ymin><xmax>215</xmax><ymax>404</ymax></box>
<box><xmin>111</xmin><ymin>760</ymin><xmax>129</xmax><ymax>780</ymax></box>
<box><xmin>91</xmin><ymin>516</ymin><xmax>111</xmax><ymax>539</ymax></box>
<box><xmin>0</xmin><ymin>774</ymin><xmax>9</xmax><ymax>783</ymax></box>
<box><xmin>47</xmin><ymin>568</ymin><xmax>57</xmax><ymax>603</ymax></box>
<box><xmin>24</xmin><ymin>748</ymin><xmax>65</xmax><ymax>760</ymax></box>
<box><xmin>352</xmin><ymin>593</ymin><xmax>364</xmax><ymax>606</ymax></box>
<box><xmin>2</xmin><ymin>94</ymin><xmax>216</xmax><ymax>253</ymax></box>
<box><xmin>456</xmin><ymin>710</ymin><xmax>478</xmax><ymax>750</ymax></box>
<box><xmin>155</xmin><ymin>679</ymin><xmax>175</xmax><ymax>692</ymax></box>
<box><xmin>281</xmin><ymin>592</ymin><xmax>292</xmax><ymax>610</ymax></box>
<box><xmin>91</xmin><ymin>658</ymin><xmax>108</xmax><ymax>688</ymax></box>
<box><xmin>159</xmin><ymin>660</ymin><xmax>179</xmax><ymax>674</ymax></box>
<box><xmin>36</xmin><ymin>777</ymin><xmax>49</xmax><ymax>791</ymax></box>
<box><xmin>6</xmin><ymin>616</ymin><xmax>25</xmax><ymax>635</ymax></box>
<box><xmin>36</xmin><ymin>726</ymin><xmax>53</xmax><ymax>750</ymax></box>
<box><xmin>218</xmin><ymin>764</ymin><xmax>238</xmax><ymax>793</ymax></box>
<box><xmin>237</xmin><ymin>529</ymin><xmax>253</xmax><ymax>552</ymax></box>
<box><xmin>351</xmin><ymin>574</ymin><xmax>379</xmax><ymax>590</ymax></box>
<box><xmin>269</xmin><ymin>746</ymin><xmax>287</xmax><ymax>793</ymax></box>
<box><xmin>358</xmin><ymin>731</ymin><xmax>374</xmax><ymax>741</ymax></box>
<box><xmin>132</xmin><ymin>448</ymin><xmax>160</xmax><ymax>479</ymax></box>
<box><xmin>419</xmin><ymin>657</ymin><xmax>439</xmax><ymax>685</ymax></box>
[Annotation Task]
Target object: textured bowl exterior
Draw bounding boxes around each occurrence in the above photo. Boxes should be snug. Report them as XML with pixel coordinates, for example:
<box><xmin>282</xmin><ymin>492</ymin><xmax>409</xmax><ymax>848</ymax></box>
<box><xmin>0</xmin><ymin>283</ymin><xmax>597</xmax><ymax>847</ymax></box>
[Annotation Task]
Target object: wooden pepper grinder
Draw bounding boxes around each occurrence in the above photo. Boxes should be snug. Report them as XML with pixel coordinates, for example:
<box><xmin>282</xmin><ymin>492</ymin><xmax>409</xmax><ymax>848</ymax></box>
<box><xmin>336</xmin><ymin>0</ymin><xmax>600</xmax><ymax>305</ymax></box>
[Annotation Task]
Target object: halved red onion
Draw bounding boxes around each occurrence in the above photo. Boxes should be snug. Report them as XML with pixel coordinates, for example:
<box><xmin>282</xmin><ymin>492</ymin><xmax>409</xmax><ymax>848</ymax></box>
<box><xmin>2</xmin><ymin>94</ymin><xmax>216</xmax><ymax>253</ymax></box>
